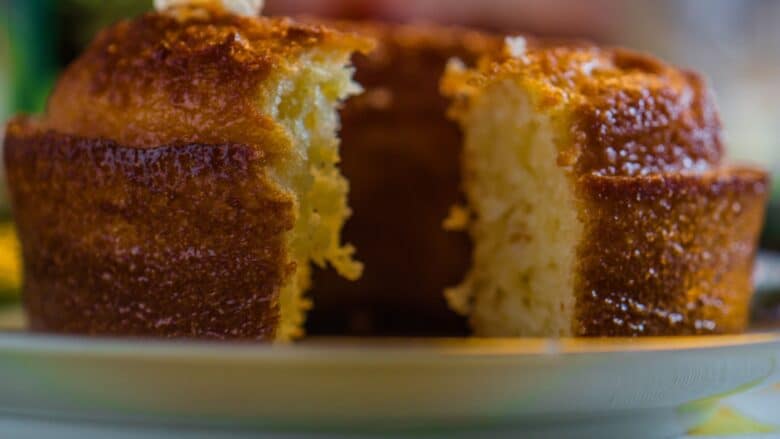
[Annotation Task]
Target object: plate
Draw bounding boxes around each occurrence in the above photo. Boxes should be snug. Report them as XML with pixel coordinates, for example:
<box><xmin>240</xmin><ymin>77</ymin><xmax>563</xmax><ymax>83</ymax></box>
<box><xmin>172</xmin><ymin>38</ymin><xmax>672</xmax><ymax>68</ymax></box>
<box><xmin>0</xmin><ymin>331</ymin><xmax>777</xmax><ymax>438</ymax></box>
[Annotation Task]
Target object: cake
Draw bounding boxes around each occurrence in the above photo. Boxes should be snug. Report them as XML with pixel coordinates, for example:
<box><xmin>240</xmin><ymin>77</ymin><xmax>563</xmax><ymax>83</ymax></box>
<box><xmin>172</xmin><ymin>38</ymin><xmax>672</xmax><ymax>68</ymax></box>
<box><xmin>306</xmin><ymin>21</ymin><xmax>501</xmax><ymax>335</ymax></box>
<box><xmin>3</xmin><ymin>2</ymin><xmax>371</xmax><ymax>340</ymax></box>
<box><xmin>4</xmin><ymin>3</ymin><xmax>769</xmax><ymax>340</ymax></box>
<box><xmin>442</xmin><ymin>38</ymin><xmax>769</xmax><ymax>336</ymax></box>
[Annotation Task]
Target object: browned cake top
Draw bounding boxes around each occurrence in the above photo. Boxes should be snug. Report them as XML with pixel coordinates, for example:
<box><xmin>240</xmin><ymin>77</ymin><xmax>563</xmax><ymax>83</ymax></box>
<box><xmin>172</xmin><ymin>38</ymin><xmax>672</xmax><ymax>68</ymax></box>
<box><xmin>329</xmin><ymin>20</ymin><xmax>503</xmax><ymax>63</ymax></box>
<box><xmin>443</xmin><ymin>42</ymin><xmax>723</xmax><ymax>177</ymax></box>
<box><xmin>43</xmin><ymin>5</ymin><xmax>372</xmax><ymax>150</ymax></box>
<box><xmin>329</xmin><ymin>20</ymin><xmax>503</xmax><ymax>116</ymax></box>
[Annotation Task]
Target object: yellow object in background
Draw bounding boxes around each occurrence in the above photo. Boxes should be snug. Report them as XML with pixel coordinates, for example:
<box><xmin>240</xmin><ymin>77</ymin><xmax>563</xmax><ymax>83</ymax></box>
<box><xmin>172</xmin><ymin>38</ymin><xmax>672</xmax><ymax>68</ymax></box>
<box><xmin>690</xmin><ymin>406</ymin><xmax>776</xmax><ymax>436</ymax></box>
<box><xmin>0</xmin><ymin>223</ymin><xmax>21</xmax><ymax>297</ymax></box>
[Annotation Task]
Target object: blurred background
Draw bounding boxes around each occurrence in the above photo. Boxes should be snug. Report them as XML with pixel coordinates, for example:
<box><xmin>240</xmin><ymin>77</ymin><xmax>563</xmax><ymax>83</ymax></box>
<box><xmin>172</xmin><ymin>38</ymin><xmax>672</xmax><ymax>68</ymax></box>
<box><xmin>0</xmin><ymin>0</ymin><xmax>778</xmax><ymax>318</ymax></box>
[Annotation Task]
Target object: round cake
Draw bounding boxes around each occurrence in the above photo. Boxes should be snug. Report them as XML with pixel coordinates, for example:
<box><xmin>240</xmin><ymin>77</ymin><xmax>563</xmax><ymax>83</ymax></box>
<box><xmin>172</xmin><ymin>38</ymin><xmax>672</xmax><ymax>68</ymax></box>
<box><xmin>3</xmin><ymin>7</ymin><xmax>769</xmax><ymax>339</ymax></box>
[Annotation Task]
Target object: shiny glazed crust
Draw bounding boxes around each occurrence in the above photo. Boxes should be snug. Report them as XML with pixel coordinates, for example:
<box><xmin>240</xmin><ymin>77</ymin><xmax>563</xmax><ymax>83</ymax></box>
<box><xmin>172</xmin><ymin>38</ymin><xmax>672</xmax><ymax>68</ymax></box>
<box><xmin>307</xmin><ymin>21</ymin><xmax>502</xmax><ymax>335</ymax></box>
<box><xmin>443</xmin><ymin>44</ymin><xmax>723</xmax><ymax>177</ymax></box>
<box><xmin>577</xmin><ymin>169</ymin><xmax>768</xmax><ymax>335</ymax></box>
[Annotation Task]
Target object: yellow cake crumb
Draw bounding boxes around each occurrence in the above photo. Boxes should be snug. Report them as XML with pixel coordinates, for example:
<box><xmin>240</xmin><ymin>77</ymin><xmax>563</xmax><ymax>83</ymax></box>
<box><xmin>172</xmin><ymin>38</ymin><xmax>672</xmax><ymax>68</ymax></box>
<box><xmin>442</xmin><ymin>205</ymin><xmax>471</xmax><ymax>231</ymax></box>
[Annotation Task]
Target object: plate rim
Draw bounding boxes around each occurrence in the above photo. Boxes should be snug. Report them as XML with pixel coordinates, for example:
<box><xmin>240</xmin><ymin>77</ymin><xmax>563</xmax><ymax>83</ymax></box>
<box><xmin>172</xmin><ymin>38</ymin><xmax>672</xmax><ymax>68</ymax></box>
<box><xmin>0</xmin><ymin>331</ymin><xmax>776</xmax><ymax>361</ymax></box>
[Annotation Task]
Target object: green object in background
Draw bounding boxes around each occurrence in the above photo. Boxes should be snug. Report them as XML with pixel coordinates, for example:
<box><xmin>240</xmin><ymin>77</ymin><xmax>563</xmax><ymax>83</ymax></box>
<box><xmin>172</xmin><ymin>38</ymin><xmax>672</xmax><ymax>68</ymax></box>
<box><xmin>762</xmin><ymin>179</ymin><xmax>780</xmax><ymax>250</ymax></box>
<box><xmin>62</xmin><ymin>0</ymin><xmax>153</xmax><ymax>47</ymax></box>
<box><xmin>0</xmin><ymin>7</ymin><xmax>9</xmax><ymax>125</ymax></box>
<box><xmin>6</xmin><ymin>0</ymin><xmax>154</xmax><ymax>119</ymax></box>
<box><xmin>765</xmin><ymin>204</ymin><xmax>780</xmax><ymax>250</ymax></box>
<box><xmin>8</xmin><ymin>0</ymin><xmax>58</xmax><ymax>116</ymax></box>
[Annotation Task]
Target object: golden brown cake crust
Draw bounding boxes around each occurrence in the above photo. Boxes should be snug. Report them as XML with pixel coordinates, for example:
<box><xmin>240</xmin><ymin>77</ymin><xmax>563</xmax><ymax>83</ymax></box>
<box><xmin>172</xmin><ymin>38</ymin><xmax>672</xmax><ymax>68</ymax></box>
<box><xmin>4</xmin><ymin>9</ymin><xmax>371</xmax><ymax>339</ymax></box>
<box><xmin>444</xmin><ymin>44</ymin><xmax>723</xmax><ymax>177</ymax></box>
<box><xmin>443</xmin><ymin>41</ymin><xmax>769</xmax><ymax>336</ymax></box>
<box><xmin>5</xmin><ymin>118</ymin><xmax>293</xmax><ymax>339</ymax></box>
<box><xmin>576</xmin><ymin>168</ymin><xmax>769</xmax><ymax>335</ymax></box>
<box><xmin>44</xmin><ymin>6</ymin><xmax>371</xmax><ymax>149</ymax></box>
<box><xmin>307</xmin><ymin>21</ymin><xmax>502</xmax><ymax>335</ymax></box>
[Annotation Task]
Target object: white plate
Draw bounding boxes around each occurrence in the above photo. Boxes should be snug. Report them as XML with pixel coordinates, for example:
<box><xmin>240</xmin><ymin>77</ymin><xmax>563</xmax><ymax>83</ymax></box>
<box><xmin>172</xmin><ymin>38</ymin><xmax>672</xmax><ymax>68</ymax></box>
<box><xmin>0</xmin><ymin>332</ymin><xmax>777</xmax><ymax>438</ymax></box>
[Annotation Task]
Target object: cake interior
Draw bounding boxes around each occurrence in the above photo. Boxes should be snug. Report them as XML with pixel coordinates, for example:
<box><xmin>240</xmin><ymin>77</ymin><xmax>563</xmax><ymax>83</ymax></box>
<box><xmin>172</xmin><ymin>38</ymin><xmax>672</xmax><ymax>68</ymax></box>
<box><xmin>261</xmin><ymin>49</ymin><xmax>363</xmax><ymax>340</ymax></box>
<box><xmin>445</xmin><ymin>79</ymin><xmax>582</xmax><ymax>337</ymax></box>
